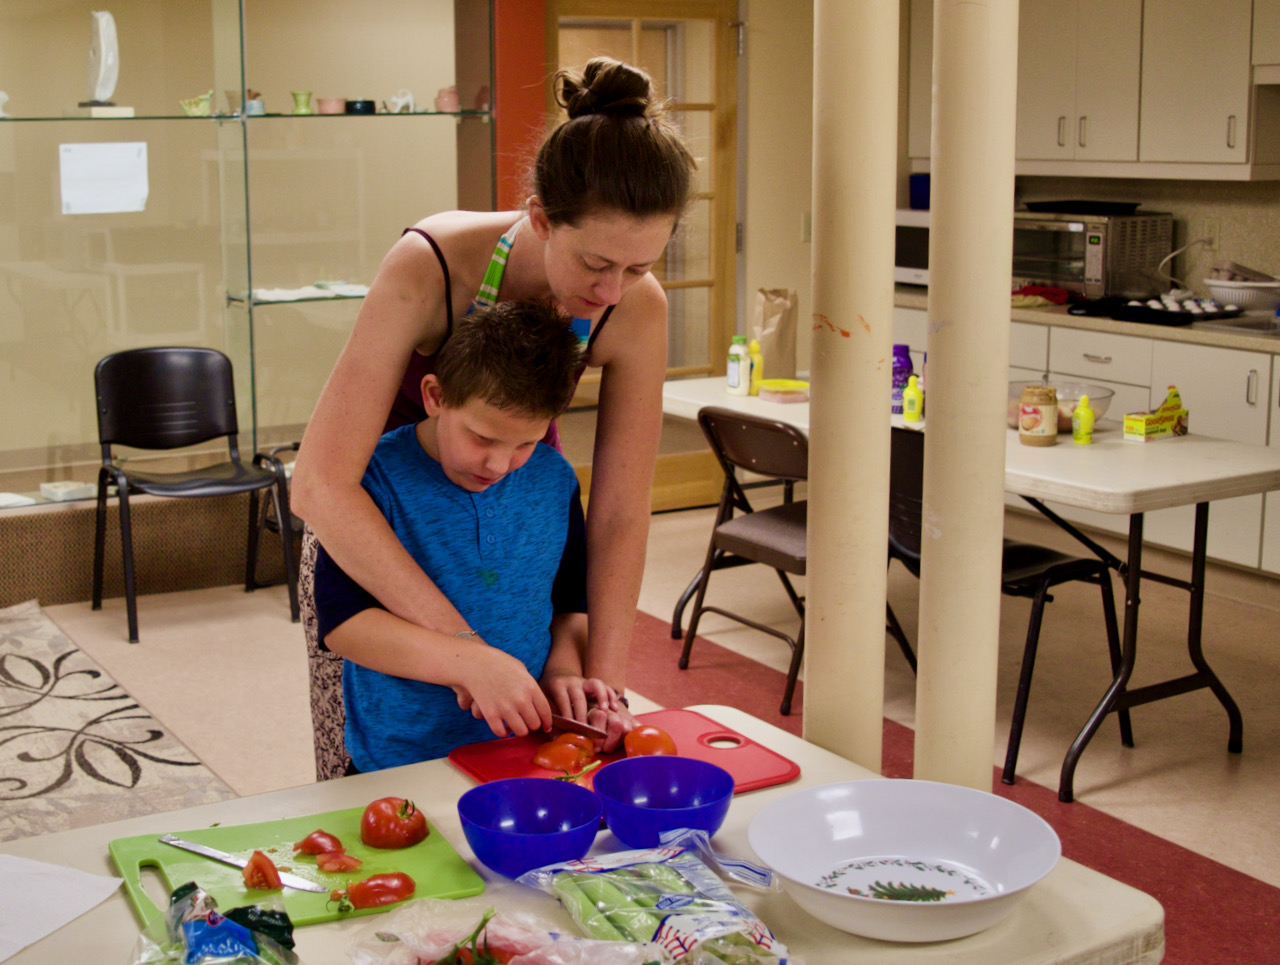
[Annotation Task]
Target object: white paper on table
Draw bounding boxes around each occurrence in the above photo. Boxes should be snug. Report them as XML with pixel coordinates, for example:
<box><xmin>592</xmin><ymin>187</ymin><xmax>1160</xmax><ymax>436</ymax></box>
<box><xmin>0</xmin><ymin>855</ymin><xmax>122</xmax><ymax>961</ymax></box>
<box><xmin>59</xmin><ymin>142</ymin><xmax>149</xmax><ymax>215</ymax></box>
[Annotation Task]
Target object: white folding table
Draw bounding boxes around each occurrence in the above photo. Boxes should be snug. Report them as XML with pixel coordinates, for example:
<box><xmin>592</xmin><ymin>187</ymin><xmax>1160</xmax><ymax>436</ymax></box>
<box><xmin>662</xmin><ymin>376</ymin><xmax>1280</xmax><ymax>801</ymax></box>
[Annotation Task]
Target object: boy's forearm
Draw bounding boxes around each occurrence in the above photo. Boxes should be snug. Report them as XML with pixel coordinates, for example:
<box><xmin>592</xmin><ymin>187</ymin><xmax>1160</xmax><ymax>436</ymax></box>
<box><xmin>543</xmin><ymin>612</ymin><xmax>589</xmax><ymax>679</ymax></box>
<box><xmin>324</xmin><ymin>608</ymin><xmax>482</xmax><ymax>688</ymax></box>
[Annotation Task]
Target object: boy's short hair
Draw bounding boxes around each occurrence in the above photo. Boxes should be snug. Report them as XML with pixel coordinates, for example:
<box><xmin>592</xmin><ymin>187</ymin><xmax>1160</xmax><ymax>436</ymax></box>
<box><xmin>434</xmin><ymin>299</ymin><xmax>583</xmax><ymax>419</ymax></box>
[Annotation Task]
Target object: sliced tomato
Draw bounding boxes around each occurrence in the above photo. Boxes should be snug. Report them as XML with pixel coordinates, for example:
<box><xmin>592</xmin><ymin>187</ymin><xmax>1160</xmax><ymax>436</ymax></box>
<box><xmin>361</xmin><ymin>797</ymin><xmax>430</xmax><ymax>849</ymax></box>
<box><xmin>532</xmin><ymin>738</ymin><xmax>591</xmax><ymax>774</ymax></box>
<box><xmin>316</xmin><ymin>850</ymin><xmax>363</xmax><ymax>873</ymax></box>
<box><xmin>294</xmin><ymin>829</ymin><xmax>344</xmax><ymax>855</ymax></box>
<box><xmin>242</xmin><ymin>849</ymin><xmax>283</xmax><ymax>890</ymax></box>
<box><xmin>553</xmin><ymin>732</ymin><xmax>593</xmax><ymax>753</ymax></box>
<box><xmin>347</xmin><ymin>871</ymin><xmax>416</xmax><ymax>909</ymax></box>
<box><xmin>624</xmin><ymin>724</ymin><xmax>678</xmax><ymax>757</ymax></box>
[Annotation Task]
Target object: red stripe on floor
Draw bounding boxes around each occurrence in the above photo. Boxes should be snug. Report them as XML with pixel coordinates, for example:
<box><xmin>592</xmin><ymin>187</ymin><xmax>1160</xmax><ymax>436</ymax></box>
<box><xmin>632</xmin><ymin>611</ymin><xmax>1280</xmax><ymax>965</ymax></box>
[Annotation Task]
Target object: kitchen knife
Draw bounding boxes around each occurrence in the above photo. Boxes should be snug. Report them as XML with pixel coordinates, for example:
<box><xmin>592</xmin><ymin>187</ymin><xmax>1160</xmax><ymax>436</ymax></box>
<box><xmin>159</xmin><ymin>834</ymin><xmax>328</xmax><ymax>892</ymax></box>
<box><xmin>550</xmin><ymin>713</ymin><xmax>608</xmax><ymax>740</ymax></box>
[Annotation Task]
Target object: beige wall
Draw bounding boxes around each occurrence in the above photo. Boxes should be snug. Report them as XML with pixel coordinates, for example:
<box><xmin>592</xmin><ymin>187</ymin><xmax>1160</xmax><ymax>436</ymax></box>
<box><xmin>740</xmin><ymin>1</ymin><xmax>816</xmax><ymax>367</ymax></box>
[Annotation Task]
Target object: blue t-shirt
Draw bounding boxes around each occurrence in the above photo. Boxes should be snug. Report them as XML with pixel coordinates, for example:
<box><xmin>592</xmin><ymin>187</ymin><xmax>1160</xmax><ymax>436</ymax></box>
<box><xmin>313</xmin><ymin>424</ymin><xmax>585</xmax><ymax>771</ymax></box>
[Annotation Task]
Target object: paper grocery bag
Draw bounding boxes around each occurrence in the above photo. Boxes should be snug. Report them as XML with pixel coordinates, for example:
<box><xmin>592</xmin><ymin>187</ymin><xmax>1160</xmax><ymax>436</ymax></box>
<box><xmin>750</xmin><ymin>288</ymin><xmax>798</xmax><ymax>379</ymax></box>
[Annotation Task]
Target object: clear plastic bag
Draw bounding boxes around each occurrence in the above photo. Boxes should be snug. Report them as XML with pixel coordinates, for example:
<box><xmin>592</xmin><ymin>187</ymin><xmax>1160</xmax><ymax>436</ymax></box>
<box><xmin>130</xmin><ymin>881</ymin><xmax>299</xmax><ymax>965</ymax></box>
<box><xmin>518</xmin><ymin>830</ymin><xmax>790</xmax><ymax>965</ymax></box>
<box><xmin>346</xmin><ymin>891</ymin><xmax>665</xmax><ymax>965</ymax></box>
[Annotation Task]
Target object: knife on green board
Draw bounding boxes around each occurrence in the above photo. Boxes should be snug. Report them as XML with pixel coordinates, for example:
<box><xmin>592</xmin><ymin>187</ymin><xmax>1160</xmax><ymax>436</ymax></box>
<box><xmin>159</xmin><ymin>833</ymin><xmax>328</xmax><ymax>892</ymax></box>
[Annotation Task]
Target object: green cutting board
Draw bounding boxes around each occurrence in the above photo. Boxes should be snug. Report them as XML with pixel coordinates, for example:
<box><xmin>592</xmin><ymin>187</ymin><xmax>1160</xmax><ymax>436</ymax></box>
<box><xmin>109</xmin><ymin>806</ymin><xmax>484</xmax><ymax>927</ymax></box>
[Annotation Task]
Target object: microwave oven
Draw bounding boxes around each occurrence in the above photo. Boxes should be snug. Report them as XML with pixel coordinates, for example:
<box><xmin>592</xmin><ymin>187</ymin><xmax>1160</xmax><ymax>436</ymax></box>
<box><xmin>895</xmin><ymin>209</ymin><xmax>1174</xmax><ymax>299</ymax></box>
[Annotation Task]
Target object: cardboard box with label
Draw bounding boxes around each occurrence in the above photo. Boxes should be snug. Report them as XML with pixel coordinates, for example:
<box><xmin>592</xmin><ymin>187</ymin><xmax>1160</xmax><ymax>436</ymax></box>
<box><xmin>1124</xmin><ymin>386</ymin><xmax>1188</xmax><ymax>442</ymax></box>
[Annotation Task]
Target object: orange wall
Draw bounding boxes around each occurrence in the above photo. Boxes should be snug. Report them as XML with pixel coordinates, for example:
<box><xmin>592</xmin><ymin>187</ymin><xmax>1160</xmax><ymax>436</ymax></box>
<box><xmin>493</xmin><ymin>0</ymin><xmax>550</xmax><ymax>210</ymax></box>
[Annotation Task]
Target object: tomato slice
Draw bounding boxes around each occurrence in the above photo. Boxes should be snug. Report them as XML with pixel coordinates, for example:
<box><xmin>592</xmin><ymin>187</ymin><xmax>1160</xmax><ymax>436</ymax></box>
<box><xmin>532</xmin><ymin>739</ymin><xmax>590</xmax><ymax>774</ymax></box>
<box><xmin>553</xmin><ymin>732</ymin><xmax>593</xmax><ymax>753</ymax></box>
<box><xmin>316</xmin><ymin>850</ymin><xmax>363</xmax><ymax>873</ymax></box>
<box><xmin>624</xmin><ymin>724</ymin><xmax>678</xmax><ymax>757</ymax></box>
<box><xmin>360</xmin><ymin>797</ymin><xmax>430</xmax><ymax>849</ymax></box>
<box><xmin>294</xmin><ymin>829</ymin><xmax>344</xmax><ymax>855</ymax></box>
<box><xmin>242</xmin><ymin>850</ymin><xmax>283</xmax><ymax>890</ymax></box>
<box><xmin>347</xmin><ymin>871</ymin><xmax>416</xmax><ymax>908</ymax></box>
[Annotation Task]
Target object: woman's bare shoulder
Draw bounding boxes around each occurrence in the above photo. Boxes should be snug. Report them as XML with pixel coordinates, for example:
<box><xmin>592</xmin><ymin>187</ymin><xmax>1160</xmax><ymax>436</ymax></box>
<box><xmin>406</xmin><ymin>209</ymin><xmax>524</xmax><ymax>258</ymax></box>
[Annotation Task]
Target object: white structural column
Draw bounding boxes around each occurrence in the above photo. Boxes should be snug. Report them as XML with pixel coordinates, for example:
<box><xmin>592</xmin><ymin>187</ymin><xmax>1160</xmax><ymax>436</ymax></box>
<box><xmin>804</xmin><ymin>0</ymin><xmax>900</xmax><ymax>769</ymax></box>
<box><xmin>913</xmin><ymin>0</ymin><xmax>1019</xmax><ymax>787</ymax></box>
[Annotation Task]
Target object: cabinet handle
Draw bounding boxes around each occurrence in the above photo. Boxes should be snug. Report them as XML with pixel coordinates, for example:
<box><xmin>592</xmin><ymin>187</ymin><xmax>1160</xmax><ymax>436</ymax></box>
<box><xmin>1247</xmin><ymin>368</ymin><xmax>1258</xmax><ymax>405</ymax></box>
<box><xmin>1057</xmin><ymin>116</ymin><xmax>1067</xmax><ymax>147</ymax></box>
<box><xmin>1083</xmin><ymin>353</ymin><xmax>1112</xmax><ymax>364</ymax></box>
<box><xmin>1077</xmin><ymin>116</ymin><xmax>1087</xmax><ymax>148</ymax></box>
<box><xmin>1227</xmin><ymin>114</ymin><xmax>1237</xmax><ymax>150</ymax></box>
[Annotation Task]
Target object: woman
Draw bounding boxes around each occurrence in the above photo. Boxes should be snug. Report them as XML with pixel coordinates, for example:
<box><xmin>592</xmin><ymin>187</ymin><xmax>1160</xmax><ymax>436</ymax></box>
<box><xmin>291</xmin><ymin>57</ymin><xmax>697</xmax><ymax>779</ymax></box>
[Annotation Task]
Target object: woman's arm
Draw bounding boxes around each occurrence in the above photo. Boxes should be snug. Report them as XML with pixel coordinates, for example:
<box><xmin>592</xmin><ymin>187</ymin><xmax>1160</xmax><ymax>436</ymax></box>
<box><xmin>291</xmin><ymin>231</ymin><xmax>471</xmax><ymax>634</ymax></box>
<box><xmin>580</xmin><ymin>275</ymin><xmax>670</xmax><ymax>693</ymax></box>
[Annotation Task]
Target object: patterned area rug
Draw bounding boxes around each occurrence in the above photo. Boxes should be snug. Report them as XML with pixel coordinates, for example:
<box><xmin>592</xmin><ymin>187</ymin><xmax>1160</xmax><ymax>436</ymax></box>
<box><xmin>0</xmin><ymin>600</ymin><xmax>235</xmax><ymax>842</ymax></box>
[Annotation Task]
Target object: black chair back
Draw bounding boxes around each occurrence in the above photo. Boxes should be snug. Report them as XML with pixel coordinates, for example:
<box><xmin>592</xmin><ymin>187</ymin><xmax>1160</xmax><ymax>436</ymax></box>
<box><xmin>888</xmin><ymin>426</ymin><xmax>925</xmax><ymax>566</ymax></box>
<box><xmin>95</xmin><ymin>347</ymin><xmax>240</xmax><ymax>454</ymax></box>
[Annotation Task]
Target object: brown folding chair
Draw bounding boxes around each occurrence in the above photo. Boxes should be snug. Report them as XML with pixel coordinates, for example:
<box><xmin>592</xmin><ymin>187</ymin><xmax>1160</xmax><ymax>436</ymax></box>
<box><xmin>678</xmin><ymin>407</ymin><xmax>810</xmax><ymax>714</ymax></box>
<box><xmin>886</xmin><ymin>425</ymin><xmax>1130</xmax><ymax>785</ymax></box>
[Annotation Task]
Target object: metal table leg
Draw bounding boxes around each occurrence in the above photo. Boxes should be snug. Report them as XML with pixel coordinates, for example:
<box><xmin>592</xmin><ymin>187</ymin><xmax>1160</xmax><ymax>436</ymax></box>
<box><xmin>1058</xmin><ymin>503</ymin><xmax>1244</xmax><ymax>802</ymax></box>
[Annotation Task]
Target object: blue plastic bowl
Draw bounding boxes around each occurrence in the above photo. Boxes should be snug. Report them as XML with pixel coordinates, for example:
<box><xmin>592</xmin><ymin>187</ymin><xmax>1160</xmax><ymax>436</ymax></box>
<box><xmin>593</xmin><ymin>756</ymin><xmax>735</xmax><ymax>849</ymax></box>
<box><xmin>457</xmin><ymin>777</ymin><xmax>602</xmax><ymax>878</ymax></box>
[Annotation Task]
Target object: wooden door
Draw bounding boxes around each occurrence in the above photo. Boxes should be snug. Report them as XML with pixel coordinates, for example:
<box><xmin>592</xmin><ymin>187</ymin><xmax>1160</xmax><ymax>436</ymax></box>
<box><xmin>553</xmin><ymin>0</ymin><xmax>738</xmax><ymax>511</ymax></box>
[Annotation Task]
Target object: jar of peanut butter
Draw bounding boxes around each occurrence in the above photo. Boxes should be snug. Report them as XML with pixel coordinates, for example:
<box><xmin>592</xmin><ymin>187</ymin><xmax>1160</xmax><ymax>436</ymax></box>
<box><xmin>1019</xmin><ymin>385</ymin><xmax>1058</xmax><ymax>446</ymax></box>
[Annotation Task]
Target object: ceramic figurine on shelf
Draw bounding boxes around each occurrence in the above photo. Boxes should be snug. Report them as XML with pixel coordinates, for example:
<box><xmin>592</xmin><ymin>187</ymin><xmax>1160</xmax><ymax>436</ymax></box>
<box><xmin>0</xmin><ymin>91</ymin><xmax>9</xmax><ymax>118</ymax></box>
<box><xmin>291</xmin><ymin>90</ymin><xmax>313</xmax><ymax>115</ymax></box>
<box><xmin>388</xmin><ymin>89</ymin><xmax>414</xmax><ymax>114</ymax></box>
<box><xmin>86</xmin><ymin>10</ymin><xmax>120</xmax><ymax>105</ymax></box>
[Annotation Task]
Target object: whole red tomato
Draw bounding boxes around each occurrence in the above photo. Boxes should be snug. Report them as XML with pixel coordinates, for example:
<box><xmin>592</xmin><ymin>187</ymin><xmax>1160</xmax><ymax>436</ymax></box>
<box><xmin>360</xmin><ymin>797</ymin><xmax>429</xmax><ymax>849</ymax></box>
<box><xmin>346</xmin><ymin>871</ymin><xmax>416</xmax><ymax>909</ymax></box>
<box><xmin>624</xmin><ymin>725</ymin><xmax>678</xmax><ymax>757</ymax></box>
<box><xmin>242</xmin><ymin>850</ymin><xmax>283</xmax><ymax>890</ymax></box>
<box><xmin>294</xmin><ymin>829</ymin><xmax>344</xmax><ymax>855</ymax></box>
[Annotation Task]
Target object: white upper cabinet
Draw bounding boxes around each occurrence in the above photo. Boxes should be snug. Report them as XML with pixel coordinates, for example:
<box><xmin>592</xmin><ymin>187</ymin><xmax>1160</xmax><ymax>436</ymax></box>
<box><xmin>1139</xmin><ymin>0</ymin><xmax>1253</xmax><ymax>163</ymax></box>
<box><xmin>1254</xmin><ymin>0</ymin><xmax>1280</xmax><ymax>64</ymax></box>
<box><xmin>1016</xmin><ymin>0</ymin><xmax>1141</xmax><ymax>162</ymax></box>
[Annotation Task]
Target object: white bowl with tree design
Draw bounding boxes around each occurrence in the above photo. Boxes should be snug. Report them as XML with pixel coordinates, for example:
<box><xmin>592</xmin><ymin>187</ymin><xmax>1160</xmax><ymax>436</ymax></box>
<box><xmin>746</xmin><ymin>778</ymin><xmax>1060</xmax><ymax>942</ymax></box>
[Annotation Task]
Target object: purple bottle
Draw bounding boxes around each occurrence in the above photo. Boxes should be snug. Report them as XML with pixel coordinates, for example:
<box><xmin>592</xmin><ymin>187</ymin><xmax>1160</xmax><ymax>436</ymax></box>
<box><xmin>891</xmin><ymin>344</ymin><xmax>914</xmax><ymax>414</ymax></box>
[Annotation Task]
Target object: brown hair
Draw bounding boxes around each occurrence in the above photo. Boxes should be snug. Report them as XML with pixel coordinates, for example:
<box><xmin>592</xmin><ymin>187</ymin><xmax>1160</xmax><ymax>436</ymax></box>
<box><xmin>534</xmin><ymin>57</ymin><xmax>697</xmax><ymax>227</ymax></box>
<box><xmin>434</xmin><ymin>300</ymin><xmax>582</xmax><ymax>419</ymax></box>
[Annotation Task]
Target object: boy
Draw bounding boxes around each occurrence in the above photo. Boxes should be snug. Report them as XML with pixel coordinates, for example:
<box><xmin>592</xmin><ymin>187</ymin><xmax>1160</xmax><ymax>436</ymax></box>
<box><xmin>313</xmin><ymin>300</ymin><xmax>615</xmax><ymax>773</ymax></box>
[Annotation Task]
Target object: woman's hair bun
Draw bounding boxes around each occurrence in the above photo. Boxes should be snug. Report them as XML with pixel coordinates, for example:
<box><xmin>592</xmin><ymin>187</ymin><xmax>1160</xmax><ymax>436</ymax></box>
<box><xmin>557</xmin><ymin>56</ymin><xmax>653</xmax><ymax>120</ymax></box>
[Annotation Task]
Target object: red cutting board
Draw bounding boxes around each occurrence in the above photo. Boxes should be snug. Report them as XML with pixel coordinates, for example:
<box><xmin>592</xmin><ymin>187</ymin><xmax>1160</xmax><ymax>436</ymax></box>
<box><xmin>109</xmin><ymin>806</ymin><xmax>483</xmax><ymax>928</ymax></box>
<box><xmin>448</xmin><ymin>707</ymin><xmax>800</xmax><ymax>792</ymax></box>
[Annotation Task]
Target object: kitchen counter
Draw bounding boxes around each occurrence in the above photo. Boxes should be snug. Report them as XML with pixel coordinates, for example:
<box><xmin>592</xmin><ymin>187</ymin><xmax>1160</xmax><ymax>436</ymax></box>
<box><xmin>895</xmin><ymin>285</ymin><xmax>1280</xmax><ymax>354</ymax></box>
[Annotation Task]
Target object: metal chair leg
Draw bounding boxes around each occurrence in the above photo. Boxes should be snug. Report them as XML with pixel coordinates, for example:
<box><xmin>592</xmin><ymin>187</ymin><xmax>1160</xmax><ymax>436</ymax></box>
<box><xmin>1002</xmin><ymin>581</ymin><xmax>1053</xmax><ymax>785</ymax></box>
<box><xmin>117</xmin><ymin>487</ymin><xmax>139</xmax><ymax>643</ymax></box>
<box><xmin>92</xmin><ymin>469</ymin><xmax>109</xmax><ymax>611</ymax></box>
<box><xmin>781</xmin><ymin>619</ymin><xmax>805</xmax><ymax>716</ymax></box>
<box><xmin>245</xmin><ymin>489</ymin><xmax>263</xmax><ymax>593</ymax></box>
<box><xmin>272</xmin><ymin>479</ymin><xmax>300</xmax><ymax>621</ymax></box>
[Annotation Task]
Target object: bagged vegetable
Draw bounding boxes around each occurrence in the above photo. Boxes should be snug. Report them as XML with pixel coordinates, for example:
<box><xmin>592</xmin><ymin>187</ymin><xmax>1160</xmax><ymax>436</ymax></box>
<box><xmin>518</xmin><ymin>830</ymin><xmax>789</xmax><ymax>965</ymax></box>
<box><xmin>346</xmin><ymin>891</ymin><xmax>665</xmax><ymax>965</ymax></box>
<box><xmin>131</xmin><ymin>881</ymin><xmax>299</xmax><ymax>965</ymax></box>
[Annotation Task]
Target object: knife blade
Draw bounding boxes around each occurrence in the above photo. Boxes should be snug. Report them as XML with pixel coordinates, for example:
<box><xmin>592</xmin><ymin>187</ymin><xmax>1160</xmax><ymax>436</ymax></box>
<box><xmin>159</xmin><ymin>834</ymin><xmax>328</xmax><ymax>892</ymax></box>
<box><xmin>550</xmin><ymin>713</ymin><xmax>608</xmax><ymax>740</ymax></box>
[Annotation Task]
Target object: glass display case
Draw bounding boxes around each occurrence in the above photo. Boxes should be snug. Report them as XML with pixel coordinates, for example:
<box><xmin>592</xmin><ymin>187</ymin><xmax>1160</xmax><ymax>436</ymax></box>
<box><xmin>0</xmin><ymin>0</ymin><xmax>492</xmax><ymax>504</ymax></box>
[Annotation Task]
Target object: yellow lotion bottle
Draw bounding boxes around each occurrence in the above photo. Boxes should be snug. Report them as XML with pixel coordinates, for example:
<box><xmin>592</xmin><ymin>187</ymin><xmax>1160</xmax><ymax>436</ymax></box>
<box><xmin>1072</xmin><ymin>393</ymin><xmax>1095</xmax><ymax>444</ymax></box>
<box><xmin>748</xmin><ymin>339</ymin><xmax>764</xmax><ymax>396</ymax></box>
<box><xmin>902</xmin><ymin>374</ymin><xmax>923</xmax><ymax>423</ymax></box>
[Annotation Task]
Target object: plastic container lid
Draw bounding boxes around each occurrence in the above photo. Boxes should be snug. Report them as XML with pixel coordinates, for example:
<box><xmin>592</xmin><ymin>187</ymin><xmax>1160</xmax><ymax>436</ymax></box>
<box><xmin>731</xmin><ymin>334</ymin><xmax>748</xmax><ymax>344</ymax></box>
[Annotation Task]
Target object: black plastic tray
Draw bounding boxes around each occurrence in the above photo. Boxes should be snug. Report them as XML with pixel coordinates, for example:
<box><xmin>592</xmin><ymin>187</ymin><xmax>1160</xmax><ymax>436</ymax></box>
<box><xmin>1067</xmin><ymin>298</ymin><xmax>1243</xmax><ymax>327</ymax></box>
<box><xmin>1023</xmin><ymin>200</ymin><xmax>1141</xmax><ymax>216</ymax></box>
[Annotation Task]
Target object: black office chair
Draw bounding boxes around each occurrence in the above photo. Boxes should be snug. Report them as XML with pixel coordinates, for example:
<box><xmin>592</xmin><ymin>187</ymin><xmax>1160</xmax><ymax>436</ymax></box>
<box><xmin>248</xmin><ymin>441</ymin><xmax>305</xmax><ymax>590</ymax></box>
<box><xmin>886</xmin><ymin>425</ymin><xmax>1131</xmax><ymax>784</ymax></box>
<box><xmin>92</xmin><ymin>347</ymin><xmax>300</xmax><ymax>642</ymax></box>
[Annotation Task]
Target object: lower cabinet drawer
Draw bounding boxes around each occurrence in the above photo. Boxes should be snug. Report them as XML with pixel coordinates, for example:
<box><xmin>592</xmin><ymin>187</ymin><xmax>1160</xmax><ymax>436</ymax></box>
<box><xmin>1049</xmin><ymin>328</ymin><xmax>1152</xmax><ymax>387</ymax></box>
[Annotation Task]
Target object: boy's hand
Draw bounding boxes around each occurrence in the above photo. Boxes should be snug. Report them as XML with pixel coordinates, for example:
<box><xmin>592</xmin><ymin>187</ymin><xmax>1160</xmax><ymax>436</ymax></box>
<box><xmin>459</xmin><ymin>647</ymin><xmax>553</xmax><ymax>738</ymax></box>
<box><xmin>542</xmin><ymin>673</ymin><xmax>634</xmax><ymax>753</ymax></box>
